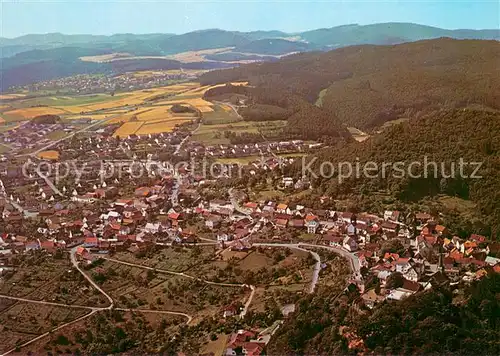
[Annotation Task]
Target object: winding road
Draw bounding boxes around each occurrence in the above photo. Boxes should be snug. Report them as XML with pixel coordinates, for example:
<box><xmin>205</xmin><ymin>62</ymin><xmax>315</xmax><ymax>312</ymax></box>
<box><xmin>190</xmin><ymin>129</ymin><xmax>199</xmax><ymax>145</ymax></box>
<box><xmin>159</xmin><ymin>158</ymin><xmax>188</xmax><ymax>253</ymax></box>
<box><xmin>254</xmin><ymin>242</ymin><xmax>362</xmax><ymax>288</ymax></box>
<box><xmin>70</xmin><ymin>246</ymin><xmax>114</xmax><ymax>308</ymax></box>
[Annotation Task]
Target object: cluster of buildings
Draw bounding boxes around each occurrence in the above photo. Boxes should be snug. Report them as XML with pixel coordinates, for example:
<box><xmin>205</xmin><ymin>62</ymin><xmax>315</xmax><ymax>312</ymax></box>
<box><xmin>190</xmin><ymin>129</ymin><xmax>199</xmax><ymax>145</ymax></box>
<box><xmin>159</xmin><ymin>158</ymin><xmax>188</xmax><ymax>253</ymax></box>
<box><xmin>0</xmin><ymin>116</ymin><xmax>498</xmax><ymax>317</ymax></box>
<box><xmin>12</xmin><ymin>71</ymin><xmax>201</xmax><ymax>95</ymax></box>
<box><xmin>0</xmin><ymin>122</ymin><xmax>76</xmax><ymax>153</ymax></box>
<box><xmin>186</xmin><ymin>140</ymin><xmax>322</xmax><ymax>160</ymax></box>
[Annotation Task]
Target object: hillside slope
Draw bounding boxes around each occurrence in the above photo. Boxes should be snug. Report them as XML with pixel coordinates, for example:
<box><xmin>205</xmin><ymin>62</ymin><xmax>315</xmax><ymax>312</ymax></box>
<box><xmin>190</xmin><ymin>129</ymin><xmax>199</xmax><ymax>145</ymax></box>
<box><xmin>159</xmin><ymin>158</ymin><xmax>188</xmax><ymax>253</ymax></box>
<box><xmin>287</xmin><ymin>109</ymin><xmax>500</xmax><ymax>237</ymax></box>
<box><xmin>200</xmin><ymin>38</ymin><xmax>500</xmax><ymax>130</ymax></box>
<box><xmin>267</xmin><ymin>273</ymin><xmax>500</xmax><ymax>355</ymax></box>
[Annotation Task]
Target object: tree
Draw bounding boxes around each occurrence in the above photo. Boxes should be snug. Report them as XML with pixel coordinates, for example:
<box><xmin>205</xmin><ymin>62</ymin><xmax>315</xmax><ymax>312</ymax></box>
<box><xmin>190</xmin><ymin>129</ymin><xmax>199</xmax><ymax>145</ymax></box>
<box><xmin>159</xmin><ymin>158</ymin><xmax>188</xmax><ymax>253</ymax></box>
<box><xmin>385</xmin><ymin>272</ymin><xmax>404</xmax><ymax>289</ymax></box>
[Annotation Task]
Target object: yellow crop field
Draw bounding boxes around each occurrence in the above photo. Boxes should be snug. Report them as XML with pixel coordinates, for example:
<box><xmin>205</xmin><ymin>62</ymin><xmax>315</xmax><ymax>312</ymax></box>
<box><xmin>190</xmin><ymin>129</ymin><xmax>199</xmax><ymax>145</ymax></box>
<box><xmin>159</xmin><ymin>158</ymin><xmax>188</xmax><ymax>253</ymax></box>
<box><xmin>197</xmin><ymin>106</ymin><xmax>214</xmax><ymax>113</ymax></box>
<box><xmin>80</xmin><ymin>84</ymin><xmax>199</xmax><ymax>112</ymax></box>
<box><xmin>136</xmin><ymin>106</ymin><xmax>173</xmax><ymax>121</ymax></box>
<box><xmin>185</xmin><ymin>81</ymin><xmax>249</xmax><ymax>95</ymax></box>
<box><xmin>162</xmin><ymin>97</ymin><xmax>214</xmax><ymax>108</ymax></box>
<box><xmin>0</xmin><ymin>94</ymin><xmax>25</xmax><ymax>100</ymax></box>
<box><xmin>135</xmin><ymin>119</ymin><xmax>193</xmax><ymax>135</ymax></box>
<box><xmin>141</xmin><ymin>116</ymin><xmax>196</xmax><ymax>125</ymax></box>
<box><xmin>3</xmin><ymin>107</ymin><xmax>68</xmax><ymax>119</ymax></box>
<box><xmin>105</xmin><ymin>108</ymin><xmax>155</xmax><ymax>124</ymax></box>
<box><xmin>66</xmin><ymin>114</ymin><xmax>111</xmax><ymax>121</ymax></box>
<box><xmin>113</xmin><ymin>121</ymin><xmax>144</xmax><ymax>137</ymax></box>
<box><xmin>0</xmin><ymin>105</ymin><xmax>11</xmax><ymax>111</ymax></box>
<box><xmin>56</xmin><ymin>106</ymin><xmax>92</xmax><ymax>114</ymax></box>
<box><xmin>37</xmin><ymin>150</ymin><xmax>60</xmax><ymax>160</ymax></box>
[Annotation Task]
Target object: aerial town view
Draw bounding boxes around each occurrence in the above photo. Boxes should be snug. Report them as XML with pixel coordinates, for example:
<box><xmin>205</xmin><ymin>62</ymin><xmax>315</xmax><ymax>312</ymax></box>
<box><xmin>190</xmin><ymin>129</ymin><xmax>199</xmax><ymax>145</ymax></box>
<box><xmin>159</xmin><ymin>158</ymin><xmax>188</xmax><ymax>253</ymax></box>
<box><xmin>0</xmin><ymin>0</ymin><xmax>499</xmax><ymax>355</ymax></box>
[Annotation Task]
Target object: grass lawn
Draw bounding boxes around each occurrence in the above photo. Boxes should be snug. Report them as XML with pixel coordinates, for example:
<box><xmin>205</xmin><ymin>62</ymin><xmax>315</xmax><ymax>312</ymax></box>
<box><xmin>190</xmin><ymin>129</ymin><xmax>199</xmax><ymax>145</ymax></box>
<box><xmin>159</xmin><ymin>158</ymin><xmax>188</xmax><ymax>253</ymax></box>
<box><xmin>201</xmin><ymin>334</ymin><xmax>229</xmax><ymax>356</ymax></box>
<box><xmin>253</xmin><ymin>188</ymin><xmax>286</xmax><ymax>201</ymax></box>
<box><xmin>298</xmin><ymin>233</ymin><xmax>318</xmax><ymax>242</ymax></box>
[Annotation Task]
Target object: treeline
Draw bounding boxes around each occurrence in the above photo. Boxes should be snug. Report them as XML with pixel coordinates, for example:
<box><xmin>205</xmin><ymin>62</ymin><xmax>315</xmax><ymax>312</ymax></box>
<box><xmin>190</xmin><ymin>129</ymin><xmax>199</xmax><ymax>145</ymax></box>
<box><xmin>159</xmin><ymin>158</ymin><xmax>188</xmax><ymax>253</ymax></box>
<box><xmin>223</xmin><ymin>131</ymin><xmax>264</xmax><ymax>145</ymax></box>
<box><xmin>200</xmin><ymin>38</ymin><xmax>500</xmax><ymax>130</ymax></box>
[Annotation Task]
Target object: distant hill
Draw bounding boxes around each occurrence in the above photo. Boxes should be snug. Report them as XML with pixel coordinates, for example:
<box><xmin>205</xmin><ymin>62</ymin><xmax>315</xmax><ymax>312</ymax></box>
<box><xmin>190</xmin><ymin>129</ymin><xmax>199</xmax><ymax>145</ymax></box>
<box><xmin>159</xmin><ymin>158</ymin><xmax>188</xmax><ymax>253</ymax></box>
<box><xmin>200</xmin><ymin>38</ymin><xmax>500</xmax><ymax>130</ymax></box>
<box><xmin>299</xmin><ymin>22</ymin><xmax>500</xmax><ymax>47</ymax></box>
<box><xmin>0</xmin><ymin>32</ymin><xmax>171</xmax><ymax>47</ymax></box>
<box><xmin>234</xmin><ymin>38</ymin><xmax>317</xmax><ymax>55</ymax></box>
<box><xmin>1</xmin><ymin>23</ymin><xmax>498</xmax><ymax>91</ymax></box>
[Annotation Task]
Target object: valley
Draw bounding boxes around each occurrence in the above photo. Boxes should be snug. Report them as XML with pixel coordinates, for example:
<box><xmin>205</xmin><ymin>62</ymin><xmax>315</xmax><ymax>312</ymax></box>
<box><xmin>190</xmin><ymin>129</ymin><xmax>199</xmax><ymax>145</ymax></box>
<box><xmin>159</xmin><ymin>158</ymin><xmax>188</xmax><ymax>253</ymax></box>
<box><xmin>0</xmin><ymin>29</ymin><xmax>499</xmax><ymax>355</ymax></box>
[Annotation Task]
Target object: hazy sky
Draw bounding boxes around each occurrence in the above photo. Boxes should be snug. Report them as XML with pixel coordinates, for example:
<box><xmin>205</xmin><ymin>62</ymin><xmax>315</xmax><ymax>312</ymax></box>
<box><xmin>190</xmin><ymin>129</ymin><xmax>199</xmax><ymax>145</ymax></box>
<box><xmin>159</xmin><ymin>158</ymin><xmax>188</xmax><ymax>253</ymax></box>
<box><xmin>1</xmin><ymin>0</ymin><xmax>499</xmax><ymax>38</ymax></box>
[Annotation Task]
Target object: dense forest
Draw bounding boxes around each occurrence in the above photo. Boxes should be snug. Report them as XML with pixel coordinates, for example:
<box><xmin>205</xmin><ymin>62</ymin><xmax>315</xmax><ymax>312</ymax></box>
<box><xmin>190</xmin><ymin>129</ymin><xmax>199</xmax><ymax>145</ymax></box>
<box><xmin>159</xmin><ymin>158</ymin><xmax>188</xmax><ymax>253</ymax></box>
<box><xmin>268</xmin><ymin>273</ymin><xmax>500</xmax><ymax>355</ymax></box>
<box><xmin>286</xmin><ymin>109</ymin><xmax>500</xmax><ymax>238</ymax></box>
<box><xmin>200</xmin><ymin>38</ymin><xmax>500</xmax><ymax>130</ymax></box>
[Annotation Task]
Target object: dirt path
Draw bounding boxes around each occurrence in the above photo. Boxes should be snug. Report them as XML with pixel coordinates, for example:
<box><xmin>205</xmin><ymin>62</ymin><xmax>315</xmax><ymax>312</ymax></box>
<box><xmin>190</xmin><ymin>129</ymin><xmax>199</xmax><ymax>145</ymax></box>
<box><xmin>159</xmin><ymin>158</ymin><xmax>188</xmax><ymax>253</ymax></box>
<box><xmin>103</xmin><ymin>256</ymin><xmax>256</xmax><ymax>317</ymax></box>
<box><xmin>253</xmin><ymin>243</ymin><xmax>321</xmax><ymax>294</ymax></box>
<box><xmin>70</xmin><ymin>246</ymin><xmax>114</xmax><ymax>308</ymax></box>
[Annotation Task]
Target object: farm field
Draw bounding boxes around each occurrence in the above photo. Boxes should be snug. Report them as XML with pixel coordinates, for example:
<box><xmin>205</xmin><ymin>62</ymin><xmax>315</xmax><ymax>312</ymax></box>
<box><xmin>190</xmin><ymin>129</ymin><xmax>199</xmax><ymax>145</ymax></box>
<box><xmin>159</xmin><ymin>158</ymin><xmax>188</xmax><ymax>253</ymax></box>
<box><xmin>192</xmin><ymin>120</ymin><xmax>287</xmax><ymax>145</ymax></box>
<box><xmin>2</xmin><ymin>107</ymin><xmax>69</xmax><ymax>121</ymax></box>
<box><xmin>1</xmin><ymin>82</ymin><xmax>200</xmax><ymax>122</ymax></box>
<box><xmin>114</xmin><ymin>245</ymin><xmax>314</xmax><ymax>288</ymax></box>
<box><xmin>8</xmin><ymin>94</ymin><xmax>125</xmax><ymax>112</ymax></box>
<box><xmin>216</xmin><ymin>155</ymin><xmax>263</xmax><ymax>164</ymax></box>
<box><xmin>135</xmin><ymin>119</ymin><xmax>193</xmax><ymax>135</ymax></box>
<box><xmin>190</xmin><ymin>247</ymin><xmax>314</xmax><ymax>287</ymax></box>
<box><xmin>111</xmin><ymin>246</ymin><xmax>217</xmax><ymax>273</ymax></box>
<box><xmin>183</xmin><ymin>81</ymin><xmax>248</xmax><ymax>95</ymax></box>
<box><xmin>89</xmin><ymin>258</ymin><xmax>249</xmax><ymax>315</ymax></box>
<box><xmin>0</xmin><ymin>253</ymin><xmax>109</xmax><ymax>308</ymax></box>
<box><xmin>135</xmin><ymin>106</ymin><xmax>196</xmax><ymax>122</ymax></box>
<box><xmin>112</xmin><ymin>105</ymin><xmax>198</xmax><ymax>135</ymax></box>
<box><xmin>155</xmin><ymin>97</ymin><xmax>214</xmax><ymax>112</ymax></box>
<box><xmin>37</xmin><ymin>150</ymin><xmax>60</xmax><ymax>160</ymax></box>
<box><xmin>15</xmin><ymin>310</ymin><xmax>186</xmax><ymax>355</ymax></box>
<box><xmin>0</xmin><ymin>300</ymin><xmax>90</xmax><ymax>354</ymax></box>
<box><xmin>123</xmin><ymin>69</ymin><xmax>208</xmax><ymax>78</ymax></box>
<box><xmin>164</xmin><ymin>47</ymin><xmax>233</xmax><ymax>63</ymax></box>
<box><xmin>199</xmin><ymin>103</ymin><xmax>241</xmax><ymax>125</ymax></box>
<box><xmin>0</xmin><ymin>93</ymin><xmax>26</xmax><ymax>100</ymax></box>
<box><xmin>112</xmin><ymin>121</ymin><xmax>144</xmax><ymax>137</ymax></box>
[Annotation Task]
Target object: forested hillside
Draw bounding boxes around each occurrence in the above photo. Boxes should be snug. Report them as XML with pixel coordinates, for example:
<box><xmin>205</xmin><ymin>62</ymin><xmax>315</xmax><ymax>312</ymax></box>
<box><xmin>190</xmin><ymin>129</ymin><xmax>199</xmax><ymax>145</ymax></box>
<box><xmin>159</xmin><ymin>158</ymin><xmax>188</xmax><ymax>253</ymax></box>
<box><xmin>200</xmin><ymin>38</ymin><xmax>500</xmax><ymax>130</ymax></box>
<box><xmin>204</xmin><ymin>84</ymin><xmax>352</xmax><ymax>142</ymax></box>
<box><xmin>286</xmin><ymin>109</ymin><xmax>500</xmax><ymax>238</ymax></box>
<box><xmin>267</xmin><ymin>273</ymin><xmax>500</xmax><ymax>355</ymax></box>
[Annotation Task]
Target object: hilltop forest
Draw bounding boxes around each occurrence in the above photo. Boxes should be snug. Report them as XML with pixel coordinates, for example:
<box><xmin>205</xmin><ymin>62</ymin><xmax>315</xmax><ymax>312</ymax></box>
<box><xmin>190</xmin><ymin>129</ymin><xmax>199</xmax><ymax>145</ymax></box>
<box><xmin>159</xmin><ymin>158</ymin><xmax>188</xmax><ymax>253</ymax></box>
<box><xmin>200</xmin><ymin>38</ymin><xmax>500</xmax><ymax>130</ymax></box>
